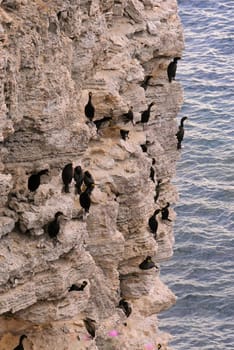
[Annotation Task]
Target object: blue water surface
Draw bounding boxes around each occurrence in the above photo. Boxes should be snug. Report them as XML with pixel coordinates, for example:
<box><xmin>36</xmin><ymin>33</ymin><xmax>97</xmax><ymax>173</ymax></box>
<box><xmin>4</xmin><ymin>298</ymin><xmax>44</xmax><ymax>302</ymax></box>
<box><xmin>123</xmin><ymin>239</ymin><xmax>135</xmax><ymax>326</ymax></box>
<box><xmin>159</xmin><ymin>1</ymin><xmax>234</xmax><ymax>349</ymax></box>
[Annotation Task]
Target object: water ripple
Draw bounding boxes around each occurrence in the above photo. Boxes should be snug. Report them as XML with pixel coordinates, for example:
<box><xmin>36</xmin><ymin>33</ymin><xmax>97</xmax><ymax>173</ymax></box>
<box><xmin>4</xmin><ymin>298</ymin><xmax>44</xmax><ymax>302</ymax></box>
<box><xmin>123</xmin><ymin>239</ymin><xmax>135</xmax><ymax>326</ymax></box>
<box><xmin>159</xmin><ymin>1</ymin><xmax>234</xmax><ymax>349</ymax></box>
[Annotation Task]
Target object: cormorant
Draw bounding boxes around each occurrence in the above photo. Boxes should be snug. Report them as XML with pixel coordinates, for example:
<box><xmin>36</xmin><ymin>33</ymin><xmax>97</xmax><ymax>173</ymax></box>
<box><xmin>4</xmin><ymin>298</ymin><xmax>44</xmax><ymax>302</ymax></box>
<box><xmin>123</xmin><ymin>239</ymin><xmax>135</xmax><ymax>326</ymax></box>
<box><xmin>83</xmin><ymin>171</ymin><xmax>95</xmax><ymax>191</ymax></box>
<box><xmin>85</xmin><ymin>92</ymin><xmax>95</xmax><ymax>122</ymax></box>
<box><xmin>94</xmin><ymin>116</ymin><xmax>112</xmax><ymax>131</ymax></box>
<box><xmin>14</xmin><ymin>335</ymin><xmax>27</xmax><ymax>350</ymax></box>
<box><xmin>79</xmin><ymin>187</ymin><xmax>92</xmax><ymax>213</ymax></box>
<box><xmin>167</xmin><ymin>57</ymin><xmax>181</xmax><ymax>83</ymax></box>
<box><xmin>136</xmin><ymin>102</ymin><xmax>155</xmax><ymax>129</ymax></box>
<box><xmin>47</xmin><ymin>211</ymin><xmax>64</xmax><ymax>238</ymax></box>
<box><xmin>62</xmin><ymin>163</ymin><xmax>73</xmax><ymax>193</ymax></box>
<box><xmin>83</xmin><ymin>317</ymin><xmax>96</xmax><ymax>338</ymax></box>
<box><xmin>154</xmin><ymin>179</ymin><xmax>162</xmax><ymax>203</ymax></box>
<box><xmin>140</xmin><ymin>75</ymin><xmax>153</xmax><ymax>90</ymax></box>
<box><xmin>68</xmin><ymin>281</ymin><xmax>87</xmax><ymax>291</ymax></box>
<box><xmin>139</xmin><ymin>256</ymin><xmax>158</xmax><ymax>270</ymax></box>
<box><xmin>161</xmin><ymin>202</ymin><xmax>171</xmax><ymax>221</ymax></box>
<box><xmin>176</xmin><ymin>116</ymin><xmax>188</xmax><ymax>149</ymax></box>
<box><xmin>121</xmin><ymin>106</ymin><xmax>134</xmax><ymax>124</ymax></box>
<box><xmin>28</xmin><ymin>169</ymin><xmax>48</xmax><ymax>192</ymax></box>
<box><xmin>120</xmin><ymin>129</ymin><xmax>129</xmax><ymax>141</ymax></box>
<box><xmin>140</xmin><ymin>140</ymin><xmax>151</xmax><ymax>153</ymax></box>
<box><xmin>74</xmin><ymin>166</ymin><xmax>84</xmax><ymax>195</ymax></box>
<box><xmin>150</xmin><ymin>158</ymin><xmax>156</xmax><ymax>183</ymax></box>
<box><xmin>118</xmin><ymin>299</ymin><xmax>132</xmax><ymax>317</ymax></box>
<box><xmin>158</xmin><ymin>345</ymin><xmax>162</xmax><ymax>350</ymax></box>
<box><xmin>148</xmin><ymin>209</ymin><xmax>161</xmax><ymax>239</ymax></box>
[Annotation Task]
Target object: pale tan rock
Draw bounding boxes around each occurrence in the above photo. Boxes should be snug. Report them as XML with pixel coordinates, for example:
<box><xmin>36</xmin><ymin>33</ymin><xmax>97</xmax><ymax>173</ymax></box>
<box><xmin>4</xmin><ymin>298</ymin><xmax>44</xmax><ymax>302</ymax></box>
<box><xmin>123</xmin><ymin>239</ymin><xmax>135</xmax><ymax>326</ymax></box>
<box><xmin>0</xmin><ymin>0</ymin><xmax>184</xmax><ymax>348</ymax></box>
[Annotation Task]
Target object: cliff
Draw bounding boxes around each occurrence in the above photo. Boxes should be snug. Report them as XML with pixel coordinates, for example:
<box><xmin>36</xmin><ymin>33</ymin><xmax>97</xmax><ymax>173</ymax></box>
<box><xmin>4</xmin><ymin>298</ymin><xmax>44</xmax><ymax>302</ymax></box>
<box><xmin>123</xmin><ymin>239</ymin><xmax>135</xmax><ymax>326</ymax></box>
<box><xmin>0</xmin><ymin>0</ymin><xmax>184</xmax><ymax>349</ymax></box>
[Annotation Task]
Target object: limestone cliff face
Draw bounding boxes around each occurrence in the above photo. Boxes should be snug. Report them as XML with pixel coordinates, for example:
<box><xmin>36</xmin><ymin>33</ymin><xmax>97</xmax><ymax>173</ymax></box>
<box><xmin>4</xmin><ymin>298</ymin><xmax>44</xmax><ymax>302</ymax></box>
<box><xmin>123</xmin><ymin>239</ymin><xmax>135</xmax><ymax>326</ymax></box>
<box><xmin>0</xmin><ymin>0</ymin><xmax>184</xmax><ymax>349</ymax></box>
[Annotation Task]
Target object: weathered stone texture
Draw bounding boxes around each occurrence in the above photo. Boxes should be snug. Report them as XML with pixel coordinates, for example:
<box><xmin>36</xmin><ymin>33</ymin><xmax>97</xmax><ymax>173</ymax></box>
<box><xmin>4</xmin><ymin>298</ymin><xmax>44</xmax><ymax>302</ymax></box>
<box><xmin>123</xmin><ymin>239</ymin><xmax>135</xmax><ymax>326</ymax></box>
<box><xmin>0</xmin><ymin>0</ymin><xmax>184</xmax><ymax>348</ymax></box>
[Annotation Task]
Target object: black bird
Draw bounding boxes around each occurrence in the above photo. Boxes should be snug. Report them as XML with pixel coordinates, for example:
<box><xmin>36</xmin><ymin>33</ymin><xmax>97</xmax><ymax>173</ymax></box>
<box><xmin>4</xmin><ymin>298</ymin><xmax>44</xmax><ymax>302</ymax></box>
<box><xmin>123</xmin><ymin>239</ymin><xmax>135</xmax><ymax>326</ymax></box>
<box><xmin>94</xmin><ymin>116</ymin><xmax>112</xmax><ymax>131</ymax></box>
<box><xmin>62</xmin><ymin>163</ymin><xmax>73</xmax><ymax>193</ymax></box>
<box><xmin>68</xmin><ymin>281</ymin><xmax>87</xmax><ymax>291</ymax></box>
<box><xmin>140</xmin><ymin>75</ymin><xmax>153</xmax><ymax>90</ymax></box>
<box><xmin>83</xmin><ymin>317</ymin><xmax>96</xmax><ymax>338</ymax></box>
<box><xmin>140</xmin><ymin>140</ymin><xmax>151</xmax><ymax>153</ymax></box>
<box><xmin>85</xmin><ymin>91</ymin><xmax>95</xmax><ymax>122</ymax></box>
<box><xmin>167</xmin><ymin>57</ymin><xmax>181</xmax><ymax>83</ymax></box>
<box><xmin>136</xmin><ymin>102</ymin><xmax>155</xmax><ymax>128</ymax></box>
<box><xmin>150</xmin><ymin>158</ymin><xmax>156</xmax><ymax>183</ymax></box>
<box><xmin>74</xmin><ymin>166</ymin><xmax>84</xmax><ymax>195</ymax></box>
<box><xmin>154</xmin><ymin>179</ymin><xmax>162</xmax><ymax>203</ymax></box>
<box><xmin>14</xmin><ymin>335</ymin><xmax>27</xmax><ymax>350</ymax></box>
<box><xmin>79</xmin><ymin>187</ymin><xmax>92</xmax><ymax>213</ymax></box>
<box><xmin>161</xmin><ymin>202</ymin><xmax>171</xmax><ymax>221</ymax></box>
<box><xmin>176</xmin><ymin>116</ymin><xmax>188</xmax><ymax>149</ymax></box>
<box><xmin>139</xmin><ymin>256</ymin><xmax>158</xmax><ymax>270</ymax></box>
<box><xmin>118</xmin><ymin>299</ymin><xmax>132</xmax><ymax>317</ymax></box>
<box><xmin>158</xmin><ymin>345</ymin><xmax>162</xmax><ymax>350</ymax></box>
<box><xmin>83</xmin><ymin>171</ymin><xmax>95</xmax><ymax>191</ymax></box>
<box><xmin>148</xmin><ymin>209</ymin><xmax>161</xmax><ymax>239</ymax></box>
<box><xmin>28</xmin><ymin>169</ymin><xmax>48</xmax><ymax>192</ymax></box>
<box><xmin>47</xmin><ymin>211</ymin><xmax>64</xmax><ymax>238</ymax></box>
<box><xmin>120</xmin><ymin>129</ymin><xmax>129</xmax><ymax>141</ymax></box>
<box><xmin>122</xmin><ymin>106</ymin><xmax>134</xmax><ymax>124</ymax></box>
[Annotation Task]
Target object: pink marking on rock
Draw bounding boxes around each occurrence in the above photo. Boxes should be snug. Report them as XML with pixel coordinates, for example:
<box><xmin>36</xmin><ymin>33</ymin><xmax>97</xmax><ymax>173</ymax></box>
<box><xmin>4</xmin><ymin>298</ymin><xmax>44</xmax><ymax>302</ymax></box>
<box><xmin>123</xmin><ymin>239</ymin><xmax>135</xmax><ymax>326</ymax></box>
<box><xmin>108</xmin><ymin>329</ymin><xmax>119</xmax><ymax>337</ymax></box>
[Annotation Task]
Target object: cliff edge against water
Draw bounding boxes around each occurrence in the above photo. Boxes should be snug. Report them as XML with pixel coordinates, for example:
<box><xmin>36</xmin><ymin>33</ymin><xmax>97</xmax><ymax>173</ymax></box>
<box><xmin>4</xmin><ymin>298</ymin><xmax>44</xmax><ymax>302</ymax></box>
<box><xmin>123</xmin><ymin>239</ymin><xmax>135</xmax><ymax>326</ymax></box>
<box><xmin>0</xmin><ymin>0</ymin><xmax>184</xmax><ymax>349</ymax></box>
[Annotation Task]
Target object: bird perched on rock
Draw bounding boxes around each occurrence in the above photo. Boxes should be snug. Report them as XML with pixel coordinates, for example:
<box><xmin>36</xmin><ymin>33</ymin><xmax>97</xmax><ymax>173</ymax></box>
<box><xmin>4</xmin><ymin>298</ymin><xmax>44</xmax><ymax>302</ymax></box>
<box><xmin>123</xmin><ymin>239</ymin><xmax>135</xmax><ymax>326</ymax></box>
<box><xmin>161</xmin><ymin>202</ymin><xmax>171</xmax><ymax>221</ymax></box>
<box><xmin>120</xmin><ymin>129</ymin><xmax>129</xmax><ymax>141</ymax></box>
<box><xmin>154</xmin><ymin>179</ymin><xmax>162</xmax><ymax>203</ymax></box>
<box><xmin>14</xmin><ymin>335</ymin><xmax>27</xmax><ymax>350</ymax></box>
<box><xmin>158</xmin><ymin>344</ymin><xmax>162</xmax><ymax>350</ymax></box>
<box><xmin>62</xmin><ymin>163</ymin><xmax>73</xmax><ymax>193</ymax></box>
<box><xmin>139</xmin><ymin>256</ymin><xmax>158</xmax><ymax>270</ymax></box>
<box><xmin>148</xmin><ymin>209</ymin><xmax>161</xmax><ymax>239</ymax></box>
<box><xmin>150</xmin><ymin>158</ymin><xmax>156</xmax><ymax>183</ymax></box>
<box><xmin>136</xmin><ymin>102</ymin><xmax>155</xmax><ymax>129</ymax></box>
<box><xmin>83</xmin><ymin>317</ymin><xmax>96</xmax><ymax>338</ymax></box>
<box><xmin>118</xmin><ymin>299</ymin><xmax>132</xmax><ymax>317</ymax></box>
<box><xmin>121</xmin><ymin>106</ymin><xmax>134</xmax><ymax>124</ymax></box>
<box><xmin>140</xmin><ymin>75</ymin><xmax>153</xmax><ymax>90</ymax></box>
<box><xmin>47</xmin><ymin>211</ymin><xmax>64</xmax><ymax>239</ymax></box>
<box><xmin>28</xmin><ymin>169</ymin><xmax>48</xmax><ymax>192</ymax></box>
<box><xmin>74</xmin><ymin>165</ymin><xmax>84</xmax><ymax>195</ymax></box>
<box><xmin>85</xmin><ymin>91</ymin><xmax>95</xmax><ymax>122</ymax></box>
<box><xmin>94</xmin><ymin>116</ymin><xmax>112</xmax><ymax>131</ymax></box>
<box><xmin>79</xmin><ymin>186</ymin><xmax>92</xmax><ymax>213</ymax></box>
<box><xmin>68</xmin><ymin>281</ymin><xmax>87</xmax><ymax>291</ymax></box>
<box><xmin>176</xmin><ymin>116</ymin><xmax>188</xmax><ymax>149</ymax></box>
<box><xmin>167</xmin><ymin>57</ymin><xmax>181</xmax><ymax>82</ymax></box>
<box><xmin>83</xmin><ymin>171</ymin><xmax>95</xmax><ymax>192</ymax></box>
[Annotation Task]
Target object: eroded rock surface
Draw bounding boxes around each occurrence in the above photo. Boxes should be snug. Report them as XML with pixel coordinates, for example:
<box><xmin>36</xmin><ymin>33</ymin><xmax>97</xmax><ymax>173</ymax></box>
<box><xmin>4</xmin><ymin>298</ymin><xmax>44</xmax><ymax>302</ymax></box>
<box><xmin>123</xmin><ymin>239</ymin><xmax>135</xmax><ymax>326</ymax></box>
<box><xmin>0</xmin><ymin>0</ymin><xmax>184</xmax><ymax>349</ymax></box>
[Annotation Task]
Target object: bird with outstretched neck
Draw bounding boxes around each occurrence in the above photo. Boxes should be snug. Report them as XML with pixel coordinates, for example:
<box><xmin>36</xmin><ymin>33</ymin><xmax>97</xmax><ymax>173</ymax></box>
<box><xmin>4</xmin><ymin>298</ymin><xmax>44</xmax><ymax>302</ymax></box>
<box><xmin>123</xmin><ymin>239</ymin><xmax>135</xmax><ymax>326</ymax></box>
<box><xmin>176</xmin><ymin>116</ymin><xmax>188</xmax><ymax>149</ymax></box>
<box><xmin>161</xmin><ymin>202</ymin><xmax>171</xmax><ymax>221</ymax></box>
<box><xmin>136</xmin><ymin>102</ymin><xmax>155</xmax><ymax>129</ymax></box>
<box><xmin>13</xmin><ymin>335</ymin><xmax>27</xmax><ymax>350</ymax></box>
<box><xmin>85</xmin><ymin>91</ymin><xmax>95</xmax><ymax>122</ymax></box>
<box><xmin>167</xmin><ymin>57</ymin><xmax>181</xmax><ymax>82</ymax></box>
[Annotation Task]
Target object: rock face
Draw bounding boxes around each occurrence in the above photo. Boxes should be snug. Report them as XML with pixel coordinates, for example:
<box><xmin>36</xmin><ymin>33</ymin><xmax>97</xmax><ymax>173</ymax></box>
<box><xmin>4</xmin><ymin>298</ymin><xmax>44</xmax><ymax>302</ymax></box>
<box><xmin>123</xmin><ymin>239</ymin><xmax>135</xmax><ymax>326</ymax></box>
<box><xmin>0</xmin><ymin>0</ymin><xmax>184</xmax><ymax>349</ymax></box>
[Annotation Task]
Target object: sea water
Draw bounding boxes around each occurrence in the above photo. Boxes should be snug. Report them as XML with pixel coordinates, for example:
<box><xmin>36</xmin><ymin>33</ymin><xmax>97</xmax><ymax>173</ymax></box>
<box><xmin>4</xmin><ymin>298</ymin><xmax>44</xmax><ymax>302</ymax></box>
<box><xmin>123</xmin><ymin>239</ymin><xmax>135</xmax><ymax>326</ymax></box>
<box><xmin>159</xmin><ymin>1</ymin><xmax>234</xmax><ymax>349</ymax></box>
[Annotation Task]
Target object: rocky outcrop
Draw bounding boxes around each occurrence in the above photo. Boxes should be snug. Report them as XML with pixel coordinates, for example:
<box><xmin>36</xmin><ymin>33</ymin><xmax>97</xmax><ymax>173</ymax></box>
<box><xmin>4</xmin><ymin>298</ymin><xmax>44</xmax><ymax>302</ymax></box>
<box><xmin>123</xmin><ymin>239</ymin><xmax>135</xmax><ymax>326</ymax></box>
<box><xmin>0</xmin><ymin>0</ymin><xmax>184</xmax><ymax>349</ymax></box>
